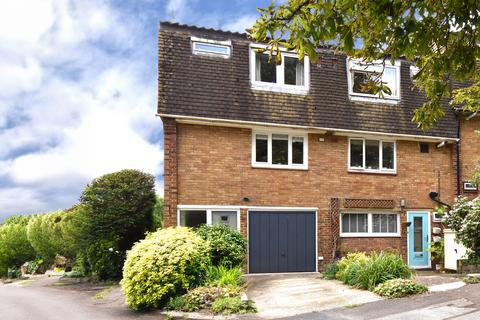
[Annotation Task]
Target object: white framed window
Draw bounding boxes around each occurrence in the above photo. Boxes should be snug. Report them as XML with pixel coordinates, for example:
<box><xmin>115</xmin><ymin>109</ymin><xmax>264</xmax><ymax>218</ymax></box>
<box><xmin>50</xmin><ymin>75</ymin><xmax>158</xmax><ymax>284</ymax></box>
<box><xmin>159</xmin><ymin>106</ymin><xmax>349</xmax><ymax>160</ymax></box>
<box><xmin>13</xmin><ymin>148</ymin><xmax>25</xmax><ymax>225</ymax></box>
<box><xmin>348</xmin><ymin>138</ymin><xmax>396</xmax><ymax>173</ymax></box>
<box><xmin>178</xmin><ymin>208</ymin><xmax>240</xmax><ymax>230</ymax></box>
<box><xmin>191</xmin><ymin>36</ymin><xmax>231</xmax><ymax>58</ymax></box>
<box><xmin>340</xmin><ymin>212</ymin><xmax>400</xmax><ymax>237</ymax></box>
<box><xmin>249</xmin><ymin>45</ymin><xmax>310</xmax><ymax>94</ymax></box>
<box><xmin>252</xmin><ymin>131</ymin><xmax>308</xmax><ymax>169</ymax></box>
<box><xmin>347</xmin><ymin>59</ymin><xmax>400</xmax><ymax>103</ymax></box>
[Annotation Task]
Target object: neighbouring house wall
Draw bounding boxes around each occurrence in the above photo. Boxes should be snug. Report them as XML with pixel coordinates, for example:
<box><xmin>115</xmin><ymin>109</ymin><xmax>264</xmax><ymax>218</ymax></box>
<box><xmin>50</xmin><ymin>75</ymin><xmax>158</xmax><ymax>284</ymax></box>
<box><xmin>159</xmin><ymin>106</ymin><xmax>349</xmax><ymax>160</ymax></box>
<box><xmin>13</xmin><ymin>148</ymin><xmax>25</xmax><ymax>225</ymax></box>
<box><xmin>163</xmin><ymin>122</ymin><xmax>456</xmax><ymax>268</ymax></box>
<box><xmin>459</xmin><ymin>116</ymin><xmax>480</xmax><ymax>198</ymax></box>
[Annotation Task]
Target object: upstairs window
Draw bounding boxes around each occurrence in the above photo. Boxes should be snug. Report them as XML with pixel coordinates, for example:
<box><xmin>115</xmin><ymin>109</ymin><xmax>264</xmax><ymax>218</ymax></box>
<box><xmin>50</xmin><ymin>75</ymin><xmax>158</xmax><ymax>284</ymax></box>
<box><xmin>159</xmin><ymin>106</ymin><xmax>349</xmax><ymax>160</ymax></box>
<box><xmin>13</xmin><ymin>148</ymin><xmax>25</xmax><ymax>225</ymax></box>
<box><xmin>252</xmin><ymin>131</ymin><xmax>307</xmax><ymax>169</ymax></box>
<box><xmin>191</xmin><ymin>36</ymin><xmax>231</xmax><ymax>58</ymax></box>
<box><xmin>349</xmin><ymin>138</ymin><xmax>396</xmax><ymax>173</ymax></box>
<box><xmin>250</xmin><ymin>46</ymin><xmax>309</xmax><ymax>94</ymax></box>
<box><xmin>348</xmin><ymin>59</ymin><xmax>400</xmax><ymax>102</ymax></box>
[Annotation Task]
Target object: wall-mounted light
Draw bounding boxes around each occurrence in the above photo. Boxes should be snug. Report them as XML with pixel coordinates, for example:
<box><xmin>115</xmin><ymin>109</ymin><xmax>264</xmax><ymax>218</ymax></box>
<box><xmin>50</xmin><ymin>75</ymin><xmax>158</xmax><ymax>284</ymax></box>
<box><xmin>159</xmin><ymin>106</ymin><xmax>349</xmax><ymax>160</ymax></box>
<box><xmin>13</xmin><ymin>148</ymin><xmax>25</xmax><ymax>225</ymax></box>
<box><xmin>400</xmin><ymin>198</ymin><xmax>406</xmax><ymax>208</ymax></box>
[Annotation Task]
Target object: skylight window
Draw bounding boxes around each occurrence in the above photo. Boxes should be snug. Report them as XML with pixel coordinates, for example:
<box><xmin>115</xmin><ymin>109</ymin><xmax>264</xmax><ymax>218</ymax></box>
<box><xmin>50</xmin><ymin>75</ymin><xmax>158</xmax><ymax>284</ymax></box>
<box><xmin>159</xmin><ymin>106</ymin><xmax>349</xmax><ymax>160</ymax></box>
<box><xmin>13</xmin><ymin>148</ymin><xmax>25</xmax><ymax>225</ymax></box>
<box><xmin>191</xmin><ymin>36</ymin><xmax>231</xmax><ymax>58</ymax></box>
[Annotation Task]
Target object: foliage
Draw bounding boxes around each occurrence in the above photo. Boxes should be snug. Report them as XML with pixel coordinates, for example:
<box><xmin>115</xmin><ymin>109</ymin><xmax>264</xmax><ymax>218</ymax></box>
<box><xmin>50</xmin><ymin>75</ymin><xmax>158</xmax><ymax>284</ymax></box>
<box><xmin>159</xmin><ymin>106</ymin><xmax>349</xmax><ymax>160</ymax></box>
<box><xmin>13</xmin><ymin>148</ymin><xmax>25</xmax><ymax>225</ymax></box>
<box><xmin>373</xmin><ymin>279</ymin><xmax>427</xmax><ymax>298</ymax></box>
<box><xmin>0</xmin><ymin>219</ymin><xmax>36</xmax><ymax>276</ymax></box>
<box><xmin>71</xmin><ymin>251</ymin><xmax>90</xmax><ymax>276</ymax></box>
<box><xmin>211</xmin><ymin>296</ymin><xmax>256</xmax><ymax>315</ymax></box>
<box><xmin>336</xmin><ymin>252</ymin><xmax>412</xmax><ymax>291</ymax></box>
<box><xmin>196</xmin><ymin>224</ymin><xmax>246</xmax><ymax>267</ymax></box>
<box><xmin>429</xmin><ymin>239</ymin><xmax>445</xmax><ymax>264</ymax></box>
<box><xmin>335</xmin><ymin>252</ymin><xmax>369</xmax><ymax>282</ymax></box>
<box><xmin>80</xmin><ymin>169</ymin><xmax>156</xmax><ymax>252</ymax></box>
<box><xmin>7</xmin><ymin>267</ymin><xmax>21</xmax><ymax>279</ymax></box>
<box><xmin>248</xmin><ymin>0</ymin><xmax>480</xmax><ymax>129</ymax></box>
<box><xmin>322</xmin><ymin>262</ymin><xmax>339</xmax><ymax>280</ymax></box>
<box><xmin>26</xmin><ymin>211</ymin><xmax>66</xmax><ymax>263</ymax></box>
<box><xmin>2</xmin><ymin>215</ymin><xmax>31</xmax><ymax>226</ymax></box>
<box><xmin>445</xmin><ymin>196</ymin><xmax>480</xmax><ymax>259</ymax></box>
<box><xmin>59</xmin><ymin>205</ymin><xmax>91</xmax><ymax>257</ymax></box>
<box><xmin>24</xmin><ymin>259</ymin><xmax>44</xmax><ymax>275</ymax></box>
<box><xmin>152</xmin><ymin>196</ymin><xmax>164</xmax><ymax>230</ymax></box>
<box><xmin>463</xmin><ymin>276</ymin><xmax>480</xmax><ymax>284</ymax></box>
<box><xmin>165</xmin><ymin>295</ymin><xmax>201</xmax><ymax>312</ymax></box>
<box><xmin>87</xmin><ymin>238</ymin><xmax>124</xmax><ymax>280</ymax></box>
<box><xmin>121</xmin><ymin>228</ymin><xmax>211</xmax><ymax>310</ymax></box>
<box><xmin>204</xmin><ymin>265</ymin><xmax>244</xmax><ymax>288</ymax></box>
<box><xmin>353</xmin><ymin>252</ymin><xmax>412</xmax><ymax>291</ymax></box>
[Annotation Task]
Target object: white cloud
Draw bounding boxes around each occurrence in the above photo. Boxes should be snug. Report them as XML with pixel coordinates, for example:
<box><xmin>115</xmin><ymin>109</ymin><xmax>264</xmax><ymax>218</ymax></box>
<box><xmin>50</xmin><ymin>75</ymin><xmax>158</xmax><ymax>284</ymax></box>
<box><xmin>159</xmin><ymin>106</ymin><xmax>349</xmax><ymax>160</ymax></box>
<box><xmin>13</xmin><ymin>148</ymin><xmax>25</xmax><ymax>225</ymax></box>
<box><xmin>222</xmin><ymin>14</ymin><xmax>257</xmax><ymax>33</ymax></box>
<box><xmin>0</xmin><ymin>0</ymin><xmax>163</xmax><ymax>219</ymax></box>
<box><xmin>166</xmin><ymin>0</ymin><xmax>198</xmax><ymax>22</ymax></box>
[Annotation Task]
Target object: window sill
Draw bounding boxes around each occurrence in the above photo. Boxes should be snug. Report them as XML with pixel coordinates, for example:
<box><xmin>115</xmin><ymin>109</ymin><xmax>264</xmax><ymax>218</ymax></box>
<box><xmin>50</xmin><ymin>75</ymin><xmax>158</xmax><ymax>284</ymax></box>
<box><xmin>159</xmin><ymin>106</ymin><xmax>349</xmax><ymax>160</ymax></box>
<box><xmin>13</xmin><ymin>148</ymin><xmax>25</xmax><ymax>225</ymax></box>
<box><xmin>251</xmin><ymin>83</ymin><xmax>309</xmax><ymax>95</ymax></box>
<box><xmin>252</xmin><ymin>163</ymin><xmax>308</xmax><ymax>171</ymax></box>
<box><xmin>340</xmin><ymin>233</ymin><xmax>401</xmax><ymax>238</ymax></box>
<box><xmin>349</xmin><ymin>94</ymin><xmax>399</xmax><ymax>105</ymax></box>
<box><xmin>348</xmin><ymin>168</ymin><xmax>397</xmax><ymax>175</ymax></box>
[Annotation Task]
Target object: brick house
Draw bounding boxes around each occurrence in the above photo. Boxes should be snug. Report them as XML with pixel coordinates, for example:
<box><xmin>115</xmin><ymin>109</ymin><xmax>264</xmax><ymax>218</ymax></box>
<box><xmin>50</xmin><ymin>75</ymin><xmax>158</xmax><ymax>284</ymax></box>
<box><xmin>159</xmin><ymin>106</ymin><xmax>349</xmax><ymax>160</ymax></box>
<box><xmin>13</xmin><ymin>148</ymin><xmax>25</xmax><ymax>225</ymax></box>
<box><xmin>158</xmin><ymin>22</ymin><xmax>480</xmax><ymax>273</ymax></box>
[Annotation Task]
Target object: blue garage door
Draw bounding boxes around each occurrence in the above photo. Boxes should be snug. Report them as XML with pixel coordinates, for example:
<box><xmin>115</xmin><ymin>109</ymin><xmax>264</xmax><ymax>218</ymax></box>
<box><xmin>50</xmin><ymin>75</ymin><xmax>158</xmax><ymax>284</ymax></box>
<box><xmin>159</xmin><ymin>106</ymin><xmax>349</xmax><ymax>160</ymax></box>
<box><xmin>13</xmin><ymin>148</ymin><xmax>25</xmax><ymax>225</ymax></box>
<box><xmin>248</xmin><ymin>211</ymin><xmax>316</xmax><ymax>273</ymax></box>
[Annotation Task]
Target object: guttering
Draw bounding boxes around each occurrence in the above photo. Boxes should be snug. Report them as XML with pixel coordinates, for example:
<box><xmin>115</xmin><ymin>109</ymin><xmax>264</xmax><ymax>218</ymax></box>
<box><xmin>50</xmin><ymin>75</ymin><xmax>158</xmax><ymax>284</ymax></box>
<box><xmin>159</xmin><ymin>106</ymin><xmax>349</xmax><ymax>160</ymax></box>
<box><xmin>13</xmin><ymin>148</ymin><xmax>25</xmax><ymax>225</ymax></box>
<box><xmin>156</xmin><ymin>113</ymin><xmax>460</xmax><ymax>142</ymax></box>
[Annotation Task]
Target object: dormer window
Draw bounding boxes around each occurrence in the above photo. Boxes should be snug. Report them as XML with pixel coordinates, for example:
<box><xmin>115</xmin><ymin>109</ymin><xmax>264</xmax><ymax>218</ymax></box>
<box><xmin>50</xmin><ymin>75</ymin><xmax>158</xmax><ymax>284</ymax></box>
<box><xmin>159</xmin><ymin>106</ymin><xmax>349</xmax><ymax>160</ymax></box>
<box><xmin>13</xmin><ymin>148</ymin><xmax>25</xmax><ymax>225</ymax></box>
<box><xmin>347</xmin><ymin>59</ymin><xmax>400</xmax><ymax>103</ymax></box>
<box><xmin>191</xmin><ymin>36</ymin><xmax>231</xmax><ymax>58</ymax></box>
<box><xmin>250</xmin><ymin>45</ymin><xmax>309</xmax><ymax>94</ymax></box>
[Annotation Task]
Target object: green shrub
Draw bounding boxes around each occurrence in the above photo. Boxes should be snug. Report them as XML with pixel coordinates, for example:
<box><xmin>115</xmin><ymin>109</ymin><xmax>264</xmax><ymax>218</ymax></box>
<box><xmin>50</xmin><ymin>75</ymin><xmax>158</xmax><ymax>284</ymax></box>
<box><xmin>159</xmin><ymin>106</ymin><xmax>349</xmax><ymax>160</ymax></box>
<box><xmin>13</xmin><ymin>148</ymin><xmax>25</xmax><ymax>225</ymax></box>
<box><xmin>152</xmin><ymin>197</ymin><xmax>164</xmax><ymax>230</ymax></box>
<box><xmin>121</xmin><ymin>228</ymin><xmax>211</xmax><ymax>310</ymax></box>
<box><xmin>373</xmin><ymin>279</ymin><xmax>427</xmax><ymax>298</ymax></box>
<box><xmin>26</xmin><ymin>211</ymin><xmax>66</xmax><ymax>263</ymax></box>
<box><xmin>336</xmin><ymin>252</ymin><xmax>369</xmax><ymax>282</ymax></box>
<box><xmin>0</xmin><ymin>219</ymin><xmax>36</xmax><ymax>276</ymax></box>
<box><xmin>355</xmin><ymin>252</ymin><xmax>412</xmax><ymax>290</ymax></box>
<box><xmin>71</xmin><ymin>251</ymin><xmax>90</xmax><ymax>276</ymax></box>
<box><xmin>322</xmin><ymin>262</ymin><xmax>339</xmax><ymax>280</ymax></box>
<box><xmin>211</xmin><ymin>296</ymin><xmax>256</xmax><ymax>315</ymax></box>
<box><xmin>80</xmin><ymin>169</ymin><xmax>156</xmax><ymax>252</ymax></box>
<box><xmin>204</xmin><ymin>265</ymin><xmax>243</xmax><ymax>287</ymax></box>
<box><xmin>165</xmin><ymin>296</ymin><xmax>201</xmax><ymax>312</ymax></box>
<box><xmin>7</xmin><ymin>267</ymin><xmax>21</xmax><ymax>279</ymax></box>
<box><xmin>24</xmin><ymin>259</ymin><xmax>44</xmax><ymax>274</ymax></box>
<box><xmin>196</xmin><ymin>224</ymin><xmax>246</xmax><ymax>267</ymax></box>
<box><xmin>59</xmin><ymin>205</ymin><xmax>90</xmax><ymax>257</ymax></box>
<box><xmin>87</xmin><ymin>239</ymin><xmax>124</xmax><ymax>280</ymax></box>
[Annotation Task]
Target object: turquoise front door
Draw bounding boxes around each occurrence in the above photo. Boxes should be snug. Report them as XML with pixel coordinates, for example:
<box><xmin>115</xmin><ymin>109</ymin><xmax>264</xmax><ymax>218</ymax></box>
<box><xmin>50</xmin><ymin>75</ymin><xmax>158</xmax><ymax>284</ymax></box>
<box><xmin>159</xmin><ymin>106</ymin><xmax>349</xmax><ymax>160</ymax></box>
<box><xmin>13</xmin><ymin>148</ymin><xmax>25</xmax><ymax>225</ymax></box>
<box><xmin>408</xmin><ymin>212</ymin><xmax>430</xmax><ymax>268</ymax></box>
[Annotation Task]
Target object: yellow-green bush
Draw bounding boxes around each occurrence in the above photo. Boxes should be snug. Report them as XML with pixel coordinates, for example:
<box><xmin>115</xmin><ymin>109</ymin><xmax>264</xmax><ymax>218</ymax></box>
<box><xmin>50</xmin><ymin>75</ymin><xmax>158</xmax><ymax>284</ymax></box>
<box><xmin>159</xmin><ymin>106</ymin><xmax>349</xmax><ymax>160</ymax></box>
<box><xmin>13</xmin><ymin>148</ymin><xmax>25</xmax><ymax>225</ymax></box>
<box><xmin>121</xmin><ymin>228</ymin><xmax>211</xmax><ymax>310</ymax></box>
<box><xmin>335</xmin><ymin>252</ymin><xmax>369</xmax><ymax>282</ymax></box>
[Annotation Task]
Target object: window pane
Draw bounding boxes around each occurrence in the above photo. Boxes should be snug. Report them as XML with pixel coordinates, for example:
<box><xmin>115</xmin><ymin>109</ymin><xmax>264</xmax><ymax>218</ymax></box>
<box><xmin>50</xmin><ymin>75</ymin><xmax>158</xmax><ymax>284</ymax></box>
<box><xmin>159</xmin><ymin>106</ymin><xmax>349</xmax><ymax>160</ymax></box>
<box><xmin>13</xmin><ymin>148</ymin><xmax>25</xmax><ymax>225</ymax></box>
<box><xmin>180</xmin><ymin>210</ymin><xmax>206</xmax><ymax>228</ymax></box>
<box><xmin>212</xmin><ymin>211</ymin><xmax>237</xmax><ymax>229</ymax></box>
<box><xmin>414</xmin><ymin>217</ymin><xmax>423</xmax><ymax>252</ymax></box>
<box><xmin>342</xmin><ymin>214</ymin><xmax>349</xmax><ymax>233</ymax></box>
<box><xmin>365</xmin><ymin>140</ymin><xmax>380</xmax><ymax>169</ymax></box>
<box><xmin>352</xmin><ymin>71</ymin><xmax>376</xmax><ymax>94</ymax></box>
<box><xmin>256</xmin><ymin>52</ymin><xmax>276</xmax><ymax>83</ymax></box>
<box><xmin>272</xmin><ymin>134</ymin><xmax>288</xmax><ymax>165</ymax></box>
<box><xmin>350</xmin><ymin>139</ymin><xmax>363</xmax><ymax>168</ymax></box>
<box><xmin>284</xmin><ymin>57</ymin><xmax>304</xmax><ymax>86</ymax></box>
<box><xmin>343</xmin><ymin>214</ymin><xmax>368</xmax><ymax>233</ymax></box>
<box><xmin>292</xmin><ymin>136</ymin><xmax>304</xmax><ymax>164</ymax></box>
<box><xmin>382</xmin><ymin>142</ymin><xmax>394</xmax><ymax>169</ymax></box>
<box><xmin>380</xmin><ymin>214</ymin><xmax>388</xmax><ymax>232</ymax></box>
<box><xmin>373</xmin><ymin>214</ymin><xmax>380</xmax><ymax>233</ymax></box>
<box><xmin>382</xmin><ymin>67</ymin><xmax>397</xmax><ymax>96</ymax></box>
<box><xmin>255</xmin><ymin>134</ymin><xmax>268</xmax><ymax>163</ymax></box>
<box><xmin>194</xmin><ymin>43</ymin><xmax>229</xmax><ymax>55</ymax></box>
<box><xmin>387</xmin><ymin>214</ymin><xmax>397</xmax><ymax>233</ymax></box>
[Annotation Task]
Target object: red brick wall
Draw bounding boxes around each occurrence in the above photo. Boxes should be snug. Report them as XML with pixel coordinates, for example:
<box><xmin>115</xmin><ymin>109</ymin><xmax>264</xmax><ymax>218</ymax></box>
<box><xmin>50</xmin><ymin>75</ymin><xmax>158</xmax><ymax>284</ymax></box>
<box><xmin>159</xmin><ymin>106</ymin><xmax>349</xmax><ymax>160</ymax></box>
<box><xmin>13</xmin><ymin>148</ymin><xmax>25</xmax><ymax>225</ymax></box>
<box><xmin>459</xmin><ymin>116</ymin><xmax>480</xmax><ymax>198</ymax></box>
<box><xmin>164</xmin><ymin>122</ymin><xmax>457</xmax><ymax>269</ymax></box>
<box><xmin>162</xmin><ymin>117</ymin><xmax>178</xmax><ymax>228</ymax></box>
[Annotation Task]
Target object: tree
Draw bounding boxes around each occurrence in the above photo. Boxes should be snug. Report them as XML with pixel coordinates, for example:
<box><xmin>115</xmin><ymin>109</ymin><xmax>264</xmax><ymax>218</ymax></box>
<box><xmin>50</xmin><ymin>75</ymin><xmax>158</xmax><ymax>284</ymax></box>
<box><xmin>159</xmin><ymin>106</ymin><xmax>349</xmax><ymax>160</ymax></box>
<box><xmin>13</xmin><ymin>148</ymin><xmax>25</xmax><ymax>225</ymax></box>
<box><xmin>80</xmin><ymin>169</ymin><xmax>156</xmax><ymax>251</ymax></box>
<box><xmin>152</xmin><ymin>196</ymin><xmax>164</xmax><ymax>229</ymax></box>
<box><xmin>249</xmin><ymin>1</ymin><xmax>480</xmax><ymax>128</ymax></box>
<box><xmin>248</xmin><ymin>0</ymin><xmax>480</xmax><ymax>179</ymax></box>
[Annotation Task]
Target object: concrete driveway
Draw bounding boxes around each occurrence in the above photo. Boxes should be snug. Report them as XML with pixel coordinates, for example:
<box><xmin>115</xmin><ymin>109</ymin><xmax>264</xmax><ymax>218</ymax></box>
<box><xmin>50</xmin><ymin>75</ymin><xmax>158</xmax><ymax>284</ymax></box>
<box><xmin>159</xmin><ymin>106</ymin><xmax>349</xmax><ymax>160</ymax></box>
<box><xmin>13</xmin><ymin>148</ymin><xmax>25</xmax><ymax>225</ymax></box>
<box><xmin>245</xmin><ymin>273</ymin><xmax>381</xmax><ymax>319</ymax></box>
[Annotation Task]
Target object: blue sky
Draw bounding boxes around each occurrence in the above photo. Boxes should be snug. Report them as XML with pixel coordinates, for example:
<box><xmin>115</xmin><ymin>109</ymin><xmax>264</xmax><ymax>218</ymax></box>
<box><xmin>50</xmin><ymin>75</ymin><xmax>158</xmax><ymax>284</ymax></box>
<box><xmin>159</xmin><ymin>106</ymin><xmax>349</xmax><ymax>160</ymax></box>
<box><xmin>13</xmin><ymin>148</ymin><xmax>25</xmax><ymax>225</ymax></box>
<box><xmin>0</xmin><ymin>0</ymin><xmax>272</xmax><ymax>221</ymax></box>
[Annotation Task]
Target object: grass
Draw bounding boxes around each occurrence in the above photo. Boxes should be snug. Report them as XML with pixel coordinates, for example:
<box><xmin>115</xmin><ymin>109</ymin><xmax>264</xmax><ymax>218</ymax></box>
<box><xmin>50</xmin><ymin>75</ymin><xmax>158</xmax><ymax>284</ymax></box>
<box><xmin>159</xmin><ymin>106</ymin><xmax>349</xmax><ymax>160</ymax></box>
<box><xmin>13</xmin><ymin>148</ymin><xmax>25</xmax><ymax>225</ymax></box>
<box><xmin>462</xmin><ymin>276</ymin><xmax>480</xmax><ymax>284</ymax></box>
<box><xmin>344</xmin><ymin>304</ymin><xmax>360</xmax><ymax>309</ymax></box>
<box><xmin>204</xmin><ymin>265</ymin><xmax>243</xmax><ymax>287</ymax></box>
<box><xmin>92</xmin><ymin>287</ymin><xmax>113</xmax><ymax>300</ymax></box>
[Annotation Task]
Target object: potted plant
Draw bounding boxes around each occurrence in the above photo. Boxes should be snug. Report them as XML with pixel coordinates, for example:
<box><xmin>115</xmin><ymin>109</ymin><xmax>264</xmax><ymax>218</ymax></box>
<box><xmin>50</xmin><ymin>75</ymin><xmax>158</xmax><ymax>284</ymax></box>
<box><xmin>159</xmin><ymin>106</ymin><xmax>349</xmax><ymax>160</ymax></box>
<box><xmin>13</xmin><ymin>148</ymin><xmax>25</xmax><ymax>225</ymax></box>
<box><xmin>429</xmin><ymin>239</ymin><xmax>445</xmax><ymax>271</ymax></box>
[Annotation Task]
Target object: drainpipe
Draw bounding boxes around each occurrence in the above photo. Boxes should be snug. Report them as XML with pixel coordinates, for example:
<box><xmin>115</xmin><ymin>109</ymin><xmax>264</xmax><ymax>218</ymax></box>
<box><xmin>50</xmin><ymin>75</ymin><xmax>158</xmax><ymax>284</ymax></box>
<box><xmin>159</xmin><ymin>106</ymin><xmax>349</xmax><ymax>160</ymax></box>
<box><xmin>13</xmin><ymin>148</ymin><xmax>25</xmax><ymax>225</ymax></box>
<box><xmin>456</xmin><ymin>114</ymin><xmax>461</xmax><ymax>196</ymax></box>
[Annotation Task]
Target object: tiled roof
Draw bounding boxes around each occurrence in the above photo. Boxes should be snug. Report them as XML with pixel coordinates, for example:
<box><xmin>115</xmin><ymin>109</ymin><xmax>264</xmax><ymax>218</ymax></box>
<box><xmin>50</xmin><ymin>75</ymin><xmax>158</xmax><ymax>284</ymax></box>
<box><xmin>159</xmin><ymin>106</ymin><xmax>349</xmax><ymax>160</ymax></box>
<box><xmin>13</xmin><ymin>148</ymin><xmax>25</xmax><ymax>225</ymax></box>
<box><xmin>158</xmin><ymin>21</ymin><xmax>458</xmax><ymax>139</ymax></box>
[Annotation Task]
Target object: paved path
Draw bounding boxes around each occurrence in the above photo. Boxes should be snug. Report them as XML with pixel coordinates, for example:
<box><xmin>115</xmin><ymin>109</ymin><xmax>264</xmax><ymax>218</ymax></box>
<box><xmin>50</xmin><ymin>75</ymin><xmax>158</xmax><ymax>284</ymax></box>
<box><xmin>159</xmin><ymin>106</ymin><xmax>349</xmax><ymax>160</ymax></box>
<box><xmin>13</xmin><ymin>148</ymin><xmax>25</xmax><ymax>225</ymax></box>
<box><xmin>0</xmin><ymin>276</ymin><xmax>162</xmax><ymax>320</ymax></box>
<box><xmin>279</xmin><ymin>283</ymin><xmax>480</xmax><ymax>320</ymax></box>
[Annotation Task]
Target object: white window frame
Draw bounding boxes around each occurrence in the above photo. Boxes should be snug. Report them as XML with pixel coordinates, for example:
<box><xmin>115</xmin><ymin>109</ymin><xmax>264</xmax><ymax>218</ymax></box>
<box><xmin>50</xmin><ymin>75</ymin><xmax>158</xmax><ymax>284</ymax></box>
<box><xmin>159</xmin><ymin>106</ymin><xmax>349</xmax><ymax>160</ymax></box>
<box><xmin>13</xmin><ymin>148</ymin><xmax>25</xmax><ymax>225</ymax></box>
<box><xmin>348</xmin><ymin>137</ymin><xmax>397</xmax><ymax>174</ymax></box>
<box><xmin>177</xmin><ymin>207</ymin><xmax>240</xmax><ymax>231</ymax></box>
<box><xmin>249</xmin><ymin>44</ymin><xmax>310</xmax><ymax>95</ymax></box>
<box><xmin>347</xmin><ymin>58</ymin><xmax>401</xmax><ymax>104</ymax></box>
<box><xmin>251</xmin><ymin>130</ymin><xmax>308</xmax><ymax>170</ymax></box>
<box><xmin>191</xmin><ymin>36</ymin><xmax>231</xmax><ymax>58</ymax></box>
<box><xmin>340</xmin><ymin>212</ymin><xmax>401</xmax><ymax>237</ymax></box>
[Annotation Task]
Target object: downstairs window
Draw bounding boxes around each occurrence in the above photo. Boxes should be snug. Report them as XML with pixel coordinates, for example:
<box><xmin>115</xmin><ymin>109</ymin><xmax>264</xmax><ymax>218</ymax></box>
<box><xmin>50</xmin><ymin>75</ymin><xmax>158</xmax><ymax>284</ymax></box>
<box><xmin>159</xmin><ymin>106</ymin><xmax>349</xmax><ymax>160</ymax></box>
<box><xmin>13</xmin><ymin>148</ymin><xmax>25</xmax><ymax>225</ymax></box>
<box><xmin>341</xmin><ymin>212</ymin><xmax>400</xmax><ymax>237</ymax></box>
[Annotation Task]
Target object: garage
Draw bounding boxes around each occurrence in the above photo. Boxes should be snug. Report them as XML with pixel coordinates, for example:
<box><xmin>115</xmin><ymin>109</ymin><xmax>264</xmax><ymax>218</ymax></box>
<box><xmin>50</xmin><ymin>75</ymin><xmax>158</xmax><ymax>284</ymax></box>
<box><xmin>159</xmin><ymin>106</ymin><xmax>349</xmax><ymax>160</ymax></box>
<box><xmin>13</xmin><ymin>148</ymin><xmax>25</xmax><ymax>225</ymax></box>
<box><xmin>248</xmin><ymin>211</ymin><xmax>317</xmax><ymax>273</ymax></box>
